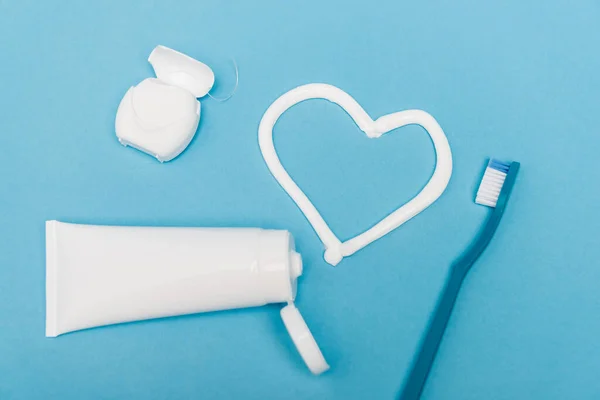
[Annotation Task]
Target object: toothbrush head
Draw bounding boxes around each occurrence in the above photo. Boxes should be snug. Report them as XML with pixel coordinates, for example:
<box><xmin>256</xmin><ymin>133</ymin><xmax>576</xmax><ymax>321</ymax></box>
<box><xmin>475</xmin><ymin>159</ymin><xmax>520</xmax><ymax>208</ymax></box>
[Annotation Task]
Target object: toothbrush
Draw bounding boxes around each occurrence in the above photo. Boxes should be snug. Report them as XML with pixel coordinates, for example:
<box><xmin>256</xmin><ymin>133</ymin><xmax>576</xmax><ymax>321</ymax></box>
<box><xmin>398</xmin><ymin>159</ymin><xmax>520</xmax><ymax>400</ymax></box>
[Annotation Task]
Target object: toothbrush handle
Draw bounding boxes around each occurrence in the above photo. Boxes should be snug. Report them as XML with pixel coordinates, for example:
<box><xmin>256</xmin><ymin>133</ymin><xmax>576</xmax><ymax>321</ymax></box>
<box><xmin>398</xmin><ymin>204</ymin><xmax>508</xmax><ymax>399</ymax></box>
<box><xmin>397</xmin><ymin>265</ymin><xmax>468</xmax><ymax>400</ymax></box>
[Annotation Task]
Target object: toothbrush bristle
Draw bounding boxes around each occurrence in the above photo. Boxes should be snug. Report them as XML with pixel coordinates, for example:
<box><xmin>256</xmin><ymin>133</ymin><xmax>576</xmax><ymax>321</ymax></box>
<box><xmin>475</xmin><ymin>159</ymin><xmax>511</xmax><ymax>207</ymax></box>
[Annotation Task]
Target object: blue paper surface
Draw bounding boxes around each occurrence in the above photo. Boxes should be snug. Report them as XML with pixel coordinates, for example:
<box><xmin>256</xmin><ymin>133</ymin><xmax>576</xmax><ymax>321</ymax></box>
<box><xmin>1</xmin><ymin>1</ymin><xmax>599</xmax><ymax>399</ymax></box>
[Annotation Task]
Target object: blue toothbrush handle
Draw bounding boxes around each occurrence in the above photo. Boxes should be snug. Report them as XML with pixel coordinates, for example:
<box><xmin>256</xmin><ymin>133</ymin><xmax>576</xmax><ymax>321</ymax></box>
<box><xmin>398</xmin><ymin>209</ymin><xmax>503</xmax><ymax>400</ymax></box>
<box><xmin>397</xmin><ymin>263</ymin><xmax>468</xmax><ymax>400</ymax></box>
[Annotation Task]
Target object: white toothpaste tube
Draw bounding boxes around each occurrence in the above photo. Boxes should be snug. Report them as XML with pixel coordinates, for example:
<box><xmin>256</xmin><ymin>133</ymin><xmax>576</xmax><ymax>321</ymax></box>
<box><xmin>45</xmin><ymin>220</ymin><xmax>329</xmax><ymax>374</ymax></box>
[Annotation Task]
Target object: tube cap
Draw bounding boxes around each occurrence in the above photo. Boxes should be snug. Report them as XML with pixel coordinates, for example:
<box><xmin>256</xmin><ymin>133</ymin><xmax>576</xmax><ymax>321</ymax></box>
<box><xmin>280</xmin><ymin>303</ymin><xmax>329</xmax><ymax>375</ymax></box>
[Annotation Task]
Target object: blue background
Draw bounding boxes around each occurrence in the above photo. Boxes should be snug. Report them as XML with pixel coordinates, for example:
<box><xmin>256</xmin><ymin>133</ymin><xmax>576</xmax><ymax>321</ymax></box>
<box><xmin>1</xmin><ymin>0</ymin><xmax>599</xmax><ymax>399</ymax></box>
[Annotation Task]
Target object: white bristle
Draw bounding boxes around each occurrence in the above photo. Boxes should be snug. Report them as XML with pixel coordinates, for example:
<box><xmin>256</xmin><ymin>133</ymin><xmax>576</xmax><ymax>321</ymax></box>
<box><xmin>475</xmin><ymin>166</ymin><xmax>507</xmax><ymax>207</ymax></box>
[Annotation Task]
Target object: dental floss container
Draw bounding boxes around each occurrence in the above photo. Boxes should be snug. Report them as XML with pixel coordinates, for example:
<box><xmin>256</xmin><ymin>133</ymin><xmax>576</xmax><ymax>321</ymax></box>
<box><xmin>45</xmin><ymin>221</ymin><xmax>329</xmax><ymax>375</ymax></box>
<box><xmin>115</xmin><ymin>45</ymin><xmax>215</xmax><ymax>162</ymax></box>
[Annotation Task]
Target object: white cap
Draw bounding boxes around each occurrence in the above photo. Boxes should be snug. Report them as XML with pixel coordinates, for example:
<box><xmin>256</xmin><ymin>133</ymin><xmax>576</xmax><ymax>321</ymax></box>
<box><xmin>280</xmin><ymin>303</ymin><xmax>329</xmax><ymax>375</ymax></box>
<box><xmin>148</xmin><ymin>45</ymin><xmax>215</xmax><ymax>98</ymax></box>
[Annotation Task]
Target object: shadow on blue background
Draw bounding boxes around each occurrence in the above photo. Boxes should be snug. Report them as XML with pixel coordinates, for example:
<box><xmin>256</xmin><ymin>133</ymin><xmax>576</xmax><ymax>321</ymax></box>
<box><xmin>1</xmin><ymin>0</ymin><xmax>599</xmax><ymax>399</ymax></box>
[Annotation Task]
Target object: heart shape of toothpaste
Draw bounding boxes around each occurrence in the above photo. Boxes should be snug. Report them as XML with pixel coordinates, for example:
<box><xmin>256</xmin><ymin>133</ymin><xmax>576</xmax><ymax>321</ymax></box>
<box><xmin>258</xmin><ymin>83</ymin><xmax>453</xmax><ymax>266</ymax></box>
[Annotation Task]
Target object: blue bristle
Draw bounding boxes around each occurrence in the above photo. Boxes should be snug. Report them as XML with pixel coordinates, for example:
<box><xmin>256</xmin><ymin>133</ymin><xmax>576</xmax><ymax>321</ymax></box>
<box><xmin>488</xmin><ymin>159</ymin><xmax>510</xmax><ymax>173</ymax></box>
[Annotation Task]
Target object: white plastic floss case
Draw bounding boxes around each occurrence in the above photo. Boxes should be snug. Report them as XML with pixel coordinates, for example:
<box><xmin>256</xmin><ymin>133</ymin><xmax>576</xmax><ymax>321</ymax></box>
<box><xmin>115</xmin><ymin>46</ymin><xmax>215</xmax><ymax>162</ymax></box>
<box><xmin>46</xmin><ymin>221</ymin><xmax>329</xmax><ymax>375</ymax></box>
